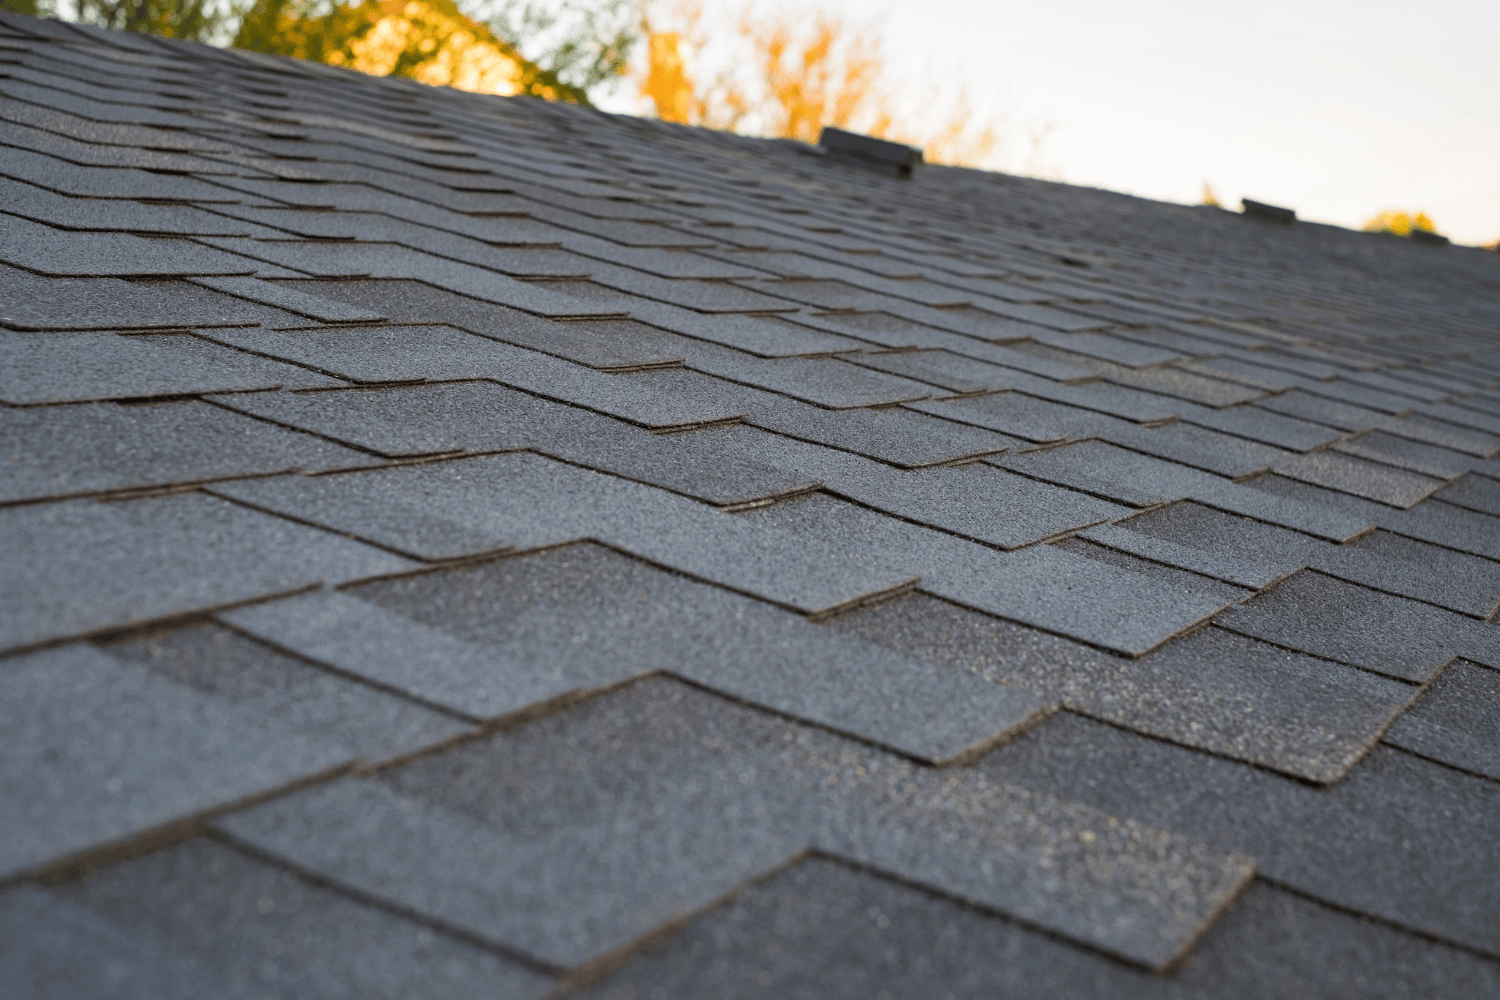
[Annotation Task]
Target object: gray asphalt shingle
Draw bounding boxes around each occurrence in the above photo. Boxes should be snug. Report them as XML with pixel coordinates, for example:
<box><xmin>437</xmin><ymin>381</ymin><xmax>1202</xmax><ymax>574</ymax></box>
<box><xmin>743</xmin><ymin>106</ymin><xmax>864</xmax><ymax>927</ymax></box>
<box><xmin>218</xmin><ymin>678</ymin><xmax>1253</xmax><ymax>972</ymax></box>
<box><xmin>4</xmin><ymin>14</ymin><xmax>1499</xmax><ymax>996</ymax></box>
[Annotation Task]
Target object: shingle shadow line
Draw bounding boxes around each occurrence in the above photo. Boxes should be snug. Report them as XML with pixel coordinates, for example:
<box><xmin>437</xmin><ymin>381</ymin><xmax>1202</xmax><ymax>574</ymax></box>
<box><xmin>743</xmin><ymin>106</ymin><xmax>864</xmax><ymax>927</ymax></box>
<box><xmin>975</xmin><ymin>458</ymin><xmax>1187</xmax><ymax>520</ymax></box>
<box><xmin>541</xmin><ymin>849</ymin><xmax>819</xmax><ymax>997</ymax></box>
<box><xmin>826</xmin><ymin>848</ymin><xmax>1254</xmax><ymax>977</ymax></box>
<box><xmin>0</xmin><ymin>580</ymin><xmax>325</xmax><ymax>661</ymax></box>
<box><xmin>285</xmin><ymin>442</ymin><xmax>810</xmax><ymax>510</ymax></box>
<box><xmin>200</xmin><ymin>482</ymin><xmax>487</xmax><ymax>564</ymax></box>
<box><xmin>200</xmin><ymin>826</ymin><xmax>569</xmax><ymax>979</ymax></box>
<box><xmin>2</xmin><ymin>760</ymin><xmax>354</xmax><ymax>892</ymax></box>
<box><xmin>913</xmin><ymin>586</ymin><xmax>1219</xmax><ymax>662</ymax></box>
<box><xmin>1129</xmin><ymin>490</ymin><xmax>1380</xmax><ymax>547</ymax></box>
<box><xmin>1087</xmin><ymin>436</ymin><xmax>1277</xmax><ymax>482</ymax></box>
<box><xmin>1067</xmin><ymin>695</ymin><xmax>1415</xmax><ymax>790</ymax></box>
<box><xmin>185</xmin><ymin>331</ymin><xmax>374</xmax><ymax>385</ymax></box>
<box><xmin>1379</xmin><ymin>740</ymin><xmax>1500</xmax><ymax>788</ymax></box>
<box><xmin>1068</xmin><ymin>529</ymin><xmax>1279</xmax><ymax>596</ymax></box>
<box><xmin>0</xmin><ymin>465</ymin><xmax>323</xmax><ymax>510</ymax></box>
<box><xmin>1253</xmin><ymin>403</ymin><xmax>1496</xmax><ymax>457</ymax></box>
<box><xmin>833</xmin><ymin>353</ymin><xmax>1058</xmax><ymax>396</ymax></box>
<box><xmin>1306</xmin><ymin>564</ymin><xmax>1500</xmax><ymax>622</ymax></box>
<box><xmin>201</xmin><ymin>394</ymin><xmax>455</xmax><ymax>461</ymax></box>
<box><xmin>3</xmin><ymin>385</ymin><xmax>200</xmax><ymax>408</ymax></box>
<box><xmin>211</xmin><ymin>612</ymin><xmax>484</xmax><ymax>727</ymax></box>
<box><xmin>1255</xmin><ymin>873</ymin><xmax>1500</xmax><ymax>964</ymax></box>
<box><xmin>813</xmin><ymin>482</ymin><xmax>1116</xmax><ymax>554</ymax></box>
<box><xmin>1210</xmin><ymin>570</ymin><xmax>1477</xmax><ymax>674</ymax></box>
<box><xmin>726</xmin><ymin>278</ymin><xmax>976</xmax><ymax>317</ymax></box>
<box><xmin>668</xmin><ymin>667</ymin><xmax>1056</xmax><ymax>769</ymax></box>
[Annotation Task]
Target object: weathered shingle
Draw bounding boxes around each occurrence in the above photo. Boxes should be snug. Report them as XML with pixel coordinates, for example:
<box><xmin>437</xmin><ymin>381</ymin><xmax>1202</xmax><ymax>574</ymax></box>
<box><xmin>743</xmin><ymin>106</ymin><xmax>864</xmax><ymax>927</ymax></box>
<box><xmin>3</xmin><ymin>12</ymin><xmax>1499</xmax><ymax>996</ymax></box>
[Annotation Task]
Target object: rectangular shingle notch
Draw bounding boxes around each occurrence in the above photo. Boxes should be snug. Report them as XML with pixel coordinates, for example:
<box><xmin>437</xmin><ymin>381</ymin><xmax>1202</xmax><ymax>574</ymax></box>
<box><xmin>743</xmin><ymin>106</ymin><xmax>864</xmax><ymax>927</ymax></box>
<box><xmin>1241</xmin><ymin>198</ymin><xmax>1296</xmax><ymax>224</ymax></box>
<box><xmin>818</xmin><ymin>126</ymin><xmax>924</xmax><ymax>179</ymax></box>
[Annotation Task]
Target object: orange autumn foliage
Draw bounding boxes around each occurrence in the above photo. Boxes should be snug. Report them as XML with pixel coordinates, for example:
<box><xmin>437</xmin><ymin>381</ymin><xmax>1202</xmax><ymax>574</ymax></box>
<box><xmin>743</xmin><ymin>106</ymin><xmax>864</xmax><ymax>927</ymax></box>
<box><xmin>1362</xmin><ymin>210</ymin><xmax>1437</xmax><ymax>237</ymax></box>
<box><xmin>639</xmin><ymin>2</ymin><xmax>1003</xmax><ymax>168</ymax></box>
<box><xmin>234</xmin><ymin>0</ymin><xmax>584</xmax><ymax>101</ymax></box>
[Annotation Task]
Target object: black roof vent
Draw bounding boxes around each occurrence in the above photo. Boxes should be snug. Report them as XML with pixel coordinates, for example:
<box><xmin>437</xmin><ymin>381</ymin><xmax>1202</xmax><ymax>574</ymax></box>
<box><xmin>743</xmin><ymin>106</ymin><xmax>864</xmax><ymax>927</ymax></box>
<box><xmin>1241</xmin><ymin>198</ymin><xmax>1296</xmax><ymax>224</ymax></box>
<box><xmin>1409</xmin><ymin>227</ymin><xmax>1450</xmax><ymax>246</ymax></box>
<box><xmin>818</xmin><ymin>127</ymin><xmax>924</xmax><ymax>179</ymax></box>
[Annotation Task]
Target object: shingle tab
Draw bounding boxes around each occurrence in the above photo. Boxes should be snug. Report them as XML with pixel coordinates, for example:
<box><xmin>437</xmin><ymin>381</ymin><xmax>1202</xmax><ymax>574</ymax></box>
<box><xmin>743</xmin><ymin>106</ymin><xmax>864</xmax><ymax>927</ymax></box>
<box><xmin>0</xmin><ymin>837</ymin><xmax>550</xmax><ymax>999</ymax></box>
<box><xmin>828</xmin><ymin>594</ymin><xmax>1412</xmax><ymax>783</ymax></box>
<box><xmin>1271</xmin><ymin>450</ymin><xmax>1443</xmax><ymax>508</ymax></box>
<box><xmin>210</xmin><ymin>455</ymin><xmax>918</xmax><ymax>614</ymax></box>
<box><xmin>745</xmin><ymin>493</ymin><xmax>1234</xmax><ymax>655</ymax></box>
<box><xmin>5</xmin><ymin>17</ymin><xmax>1499</xmax><ymax>994</ymax></box>
<box><xmin>0</xmin><ymin>215</ymin><xmax>257</xmax><ymax>278</ymax></box>
<box><xmin>0</xmin><ymin>399</ymin><xmax>366</xmax><ymax>503</ymax></box>
<box><xmin>1214</xmin><ymin>571</ymin><xmax>1495</xmax><ymax>681</ymax></box>
<box><xmin>189</xmin><ymin>276</ymin><xmax>387</xmax><ymax>324</ymax></box>
<box><xmin>0</xmin><ymin>632</ymin><xmax>463</xmax><ymax>879</ymax></box>
<box><xmin>200</xmin><ymin>325</ymin><xmax>747</xmax><ymax>427</ymax></box>
<box><xmin>1433</xmin><ymin>471</ymin><xmax>1500</xmax><ymax>516</ymax></box>
<box><xmin>0</xmin><ymin>493</ymin><xmax>414</xmax><ymax>652</ymax></box>
<box><xmin>218</xmin><ymin>678</ymin><xmax>1253</xmax><ymax>971</ymax></box>
<box><xmin>224</xmin><ymin>544</ymin><xmax>1053</xmax><ymax>764</ymax></box>
<box><xmin>1312</xmin><ymin>529</ymin><xmax>1500</xmax><ymax>618</ymax></box>
<box><xmin>214</xmin><ymin>382</ymin><xmax>814</xmax><ymax>506</ymax></box>
<box><xmin>1331</xmin><ymin>429</ymin><xmax>1476</xmax><ymax>479</ymax></box>
<box><xmin>1383</xmin><ymin>660</ymin><xmax>1500</xmax><ymax>780</ymax></box>
<box><xmin>0</xmin><ymin>267</ymin><xmax>258</xmax><ymax>335</ymax></box>
<box><xmin>573</xmin><ymin>862</ymin><xmax>1499</xmax><ymax>1000</ymax></box>
<box><xmin>981</xmin><ymin>714</ymin><xmax>1500</xmax><ymax>957</ymax></box>
<box><xmin>0</xmin><ymin>330</ymin><xmax>343</xmax><ymax>404</ymax></box>
<box><xmin>1081</xmin><ymin>502</ymin><xmax>1323</xmax><ymax>588</ymax></box>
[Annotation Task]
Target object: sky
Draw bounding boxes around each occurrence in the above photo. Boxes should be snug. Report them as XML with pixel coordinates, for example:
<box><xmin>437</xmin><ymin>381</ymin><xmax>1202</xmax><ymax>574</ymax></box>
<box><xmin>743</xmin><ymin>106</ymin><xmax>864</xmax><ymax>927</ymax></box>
<box><xmin>600</xmin><ymin>0</ymin><xmax>1500</xmax><ymax>246</ymax></box>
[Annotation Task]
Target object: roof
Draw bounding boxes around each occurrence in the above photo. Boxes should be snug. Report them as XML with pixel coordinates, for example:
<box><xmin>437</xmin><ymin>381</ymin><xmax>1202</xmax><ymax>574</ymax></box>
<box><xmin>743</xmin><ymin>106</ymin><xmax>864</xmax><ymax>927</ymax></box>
<box><xmin>3</xmin><ymin>11</ymin><xmax>1500</xmax><ymax>997</ymax></box>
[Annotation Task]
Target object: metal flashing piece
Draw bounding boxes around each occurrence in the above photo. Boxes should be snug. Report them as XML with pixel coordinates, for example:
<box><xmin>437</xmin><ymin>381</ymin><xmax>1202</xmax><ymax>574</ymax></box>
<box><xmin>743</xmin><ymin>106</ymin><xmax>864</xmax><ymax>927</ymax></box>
<box><xmin>818</xmin><ymin>126</ymin><xmax>924</xmax><ymax>179</ymax></box>
<box><xmin>1241</xmin><ymin>199</ymin><xmax>1296</xmax><ymax>224</ymax></box>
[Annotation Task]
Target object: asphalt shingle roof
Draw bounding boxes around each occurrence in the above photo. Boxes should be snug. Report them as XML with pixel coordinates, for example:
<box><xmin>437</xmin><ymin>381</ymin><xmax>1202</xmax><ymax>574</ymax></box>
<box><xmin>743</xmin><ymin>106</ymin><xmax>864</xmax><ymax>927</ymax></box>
<box><xmin>2</xmin><ymin>11</ymin><xmax>1500</xmax><ymax>997</ymax></box>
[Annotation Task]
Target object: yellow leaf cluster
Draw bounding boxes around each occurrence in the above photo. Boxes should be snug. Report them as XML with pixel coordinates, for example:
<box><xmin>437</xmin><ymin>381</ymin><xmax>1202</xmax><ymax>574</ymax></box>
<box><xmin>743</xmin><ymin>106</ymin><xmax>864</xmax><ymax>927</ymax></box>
<box><xmin>1362</xmin><ymin>210</ymin><xmax>1436</xmax><ymax>237</ymax></box>
<box><xmin>642</xmin><ymin>30</ymin><xmax>693</xmax><ymax>123</ymax></box>
<box><xmin>235</xmin><ymin>0</ymin><xmax>546</xmax><ymax>97</ymax></box>
<box><xmin>330</xmin><ymin>0</ymin><xmax>524</xmax><ymax>94</ymax></box>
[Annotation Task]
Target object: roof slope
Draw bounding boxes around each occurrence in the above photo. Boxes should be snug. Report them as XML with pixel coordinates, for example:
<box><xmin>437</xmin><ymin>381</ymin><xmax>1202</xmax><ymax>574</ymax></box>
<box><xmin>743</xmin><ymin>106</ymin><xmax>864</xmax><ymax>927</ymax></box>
<box><xmin>3</xmin><ymin>11</ymin><xmax>1500</xmax><ymax>997</ymax></box>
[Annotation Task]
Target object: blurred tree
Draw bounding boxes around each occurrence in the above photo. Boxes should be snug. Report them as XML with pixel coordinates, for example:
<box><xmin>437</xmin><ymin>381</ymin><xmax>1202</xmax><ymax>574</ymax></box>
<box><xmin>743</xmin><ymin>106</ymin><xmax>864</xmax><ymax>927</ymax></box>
<box><xmin>235</xmin><ymin>0</ymin><xmax>639</xmax><ymax>100</ymax></box>
<box><xmin>1363</xmin><ymin>210</ymin><xmax>1436</xmax><ymax>237</ymax></box>
<box><xmin>235</xmin><ymin>0</ymin><xmax>544</xmax><ymax>97</ymax></box>
<box><xmin>639</xmin><ymin>1</ymin><xmax>1009</xmax><ymax>168</ymax></box>
<box><xmin>45</xmin><ymin>0</ymin><xmax>223</xmax><ymax>41</ymax></box>
<box><xmin>1201</xmin><ymin>182</ymin><xmax>1221</xmax><ymax>207</ymax></box>
<box><xmin>484</xmin><ymin>0</ymin><xmax>639</xmax><ymax>99</ymax></box>
<box><xmin>24</xmin><ymin>0</ymin><xmax>638</xmax><ymax>103</ymax></box>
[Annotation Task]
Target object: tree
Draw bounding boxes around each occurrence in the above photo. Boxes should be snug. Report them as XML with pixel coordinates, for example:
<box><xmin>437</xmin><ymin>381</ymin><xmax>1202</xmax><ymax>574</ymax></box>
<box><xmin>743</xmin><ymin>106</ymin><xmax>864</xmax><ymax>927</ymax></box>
<box><xmin>24</xmin><ymin>0</ymin><xmax>224</xmax><ymax>41</ymax></box>
<box><xmin>483</xmin><ymin>0</ymin><xmax>639</xmax><ymax>99</ymax></box>
<box><xmin>1362</xmin><ymin>210</ymin><xmax>1437</xmax><ymax>237</ymax></box>
<box><xmin>234</xmin><ymin>0</ymin><xmax>641</xmax><ymax>101</ymax></box>
<box><xmin>638</xmin><ymin>2</ymin><xmax>1013</xmax><ymax>169</ymax></box>
<box><xmin>234</xmin><ymin>0</ymin><xmax>556</xmax><ymax>98</ymax></box>
<box><xmin>26</xmin><ymin>0</ymin><xmax>640</xmax><ymax>103</ymax></box>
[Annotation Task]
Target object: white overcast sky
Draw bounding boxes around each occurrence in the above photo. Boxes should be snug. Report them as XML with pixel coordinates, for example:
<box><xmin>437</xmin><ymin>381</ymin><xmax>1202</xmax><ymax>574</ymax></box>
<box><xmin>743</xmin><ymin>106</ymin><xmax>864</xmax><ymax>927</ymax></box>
<box><xmin>599</xmin><ymin>0</ymin><xmax>1500</xmax><ymax>246</ymax></box>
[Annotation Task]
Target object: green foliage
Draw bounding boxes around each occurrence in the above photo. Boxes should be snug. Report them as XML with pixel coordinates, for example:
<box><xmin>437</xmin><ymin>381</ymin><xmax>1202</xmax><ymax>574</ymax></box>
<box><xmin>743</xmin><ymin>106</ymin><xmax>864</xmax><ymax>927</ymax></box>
<box><xmin>484</xmin><ymin>0</ymin><xmax>640</xmax><ymax>98</ymax></box>
<box><xmin>70</xmin><ymin>0</ymin><xmax>226</xmax><ymax>41</ymax></box>
<box><xmin>1</xmin><ymin>0</ymin><xmax>42</xmax><ymax>18</ymax></box>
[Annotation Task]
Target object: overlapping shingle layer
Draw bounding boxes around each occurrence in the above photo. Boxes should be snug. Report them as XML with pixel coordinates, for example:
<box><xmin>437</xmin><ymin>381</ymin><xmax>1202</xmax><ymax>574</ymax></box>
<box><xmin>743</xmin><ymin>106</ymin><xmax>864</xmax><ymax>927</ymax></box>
<box><xmin>3</xmin><ymin>12</ymin><xmax>1499</xmax><ymax>996</ymax></box>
